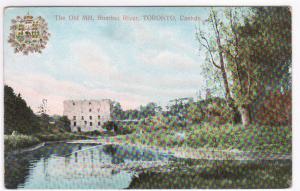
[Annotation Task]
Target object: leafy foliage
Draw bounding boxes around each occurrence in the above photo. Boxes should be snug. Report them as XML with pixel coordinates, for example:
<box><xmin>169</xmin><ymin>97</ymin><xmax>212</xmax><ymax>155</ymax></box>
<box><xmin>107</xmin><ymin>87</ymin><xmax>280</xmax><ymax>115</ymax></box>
<box><xmin>111</xmin><ymin>101</ymin><xmax>123</xmax><ymax>120</ymax></box>
<box><xmin>119</xmin><ymin>123</ymin><xmax>291</xmax><ymax>154</ymax></box>
<box><xmin>187</xmin><ymin>98</ymin><xmax>234</xmax><ymax>125</ymax></box>
<box><xmin>196</xmin><ymin>7</ymin><xmax>291</xmax><ymax>125</ymax></box>
<box><xmin>102</xmin><ymin>121</ymin><xmax>118</xmax><ymax>132</ymax></box>
<box><xmin>4</xmin><ymin>134</ymin><xmax>40</xmax><ymax>152</ymax></box>
<box><xmin>55</xmin><ymin>116</ymin><xmax>71</xmax><ymax>132</ymax></box>
<box><xmin>223</xmin><ymin>7</ymin><xmax>291</xmax><ymax>108</ymax></box>
<box><xmin>185</xmin><ymin>123</ymin><xmax>291</xmax><ymax>152</ymax></box>
<box><xmin>111</xmin><ymin>101</ymin><xmax>160</xmax><ymax>120</ymax></box>
<box><xmin>254</xmin><ymin>91</ymin><xmax>292</xmax><ymax>126</ymax></box>
<box><xmin>4</xmin><ymin>85</ymin><xmax>40</xmax><ymax>134</ymax></box>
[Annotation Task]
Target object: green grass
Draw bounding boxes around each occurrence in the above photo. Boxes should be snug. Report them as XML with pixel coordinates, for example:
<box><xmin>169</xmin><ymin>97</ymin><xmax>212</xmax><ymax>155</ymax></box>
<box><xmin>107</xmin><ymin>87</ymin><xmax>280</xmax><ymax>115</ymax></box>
<box><xmin>116</xmin><ymin>123</ymin><xmax>292</xmax><ymax>154</ymax></box>
<box><xmin>185</xmin><ymin>123</ymin><xmax>291</xmax><ymax>152</ymax></box>
<box><xmin>128</xmin><ymin>159</ymin><xmax>292</xmax><ymax>188</ymax></box>
<box><xmin>4</xmin><ymin>134</ymin><xmax>41</xmax><ymax>152</ymax></box>
<box><xmin>4</xmin><ymin>132</ymin><xmax>91</xmax><ymax>152</ymax></box>
<box><xmin>5</xmin><ymin>121</ymin><xmax>291</xmax><ymax>154</ymax></box>
<box><xmin>34</xmin><ymin>132</ymin><xmax>88</xmax><ymax>142</ymax></box>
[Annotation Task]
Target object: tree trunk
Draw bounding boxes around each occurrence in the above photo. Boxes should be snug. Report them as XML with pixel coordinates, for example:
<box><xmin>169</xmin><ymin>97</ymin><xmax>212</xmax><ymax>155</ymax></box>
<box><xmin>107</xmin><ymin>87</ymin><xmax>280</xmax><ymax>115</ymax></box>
<box><xmin>232</xmin><ymin>105</ymin><xmax>241</xmax><ymax>124</ymax></box>
<box><xmin>215</xmin><ymin>19</ymin><xmax>241</xmax><ymax>124</ymax></box>
<box><xmin>240</xmin><ymin>105</ymin><xmax>251</xmax><ymax>126</ymax></box>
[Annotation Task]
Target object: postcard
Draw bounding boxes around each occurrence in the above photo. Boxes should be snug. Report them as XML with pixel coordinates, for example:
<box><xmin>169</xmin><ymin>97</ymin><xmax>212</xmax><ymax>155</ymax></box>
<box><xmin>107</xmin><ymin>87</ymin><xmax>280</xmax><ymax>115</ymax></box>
<box><xmin>3</xmin><ymin>6</ymin><xmax>292</xmax><ymax>189</ymax></box>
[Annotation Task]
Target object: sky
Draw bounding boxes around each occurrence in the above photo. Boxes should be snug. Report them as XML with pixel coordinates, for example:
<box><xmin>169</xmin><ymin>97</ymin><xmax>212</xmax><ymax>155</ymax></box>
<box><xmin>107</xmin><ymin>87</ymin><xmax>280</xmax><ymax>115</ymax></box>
<box><xmin>4</xmin><ymin>7</ymin><xmax>210</xmax><ymax>115</ymax></box>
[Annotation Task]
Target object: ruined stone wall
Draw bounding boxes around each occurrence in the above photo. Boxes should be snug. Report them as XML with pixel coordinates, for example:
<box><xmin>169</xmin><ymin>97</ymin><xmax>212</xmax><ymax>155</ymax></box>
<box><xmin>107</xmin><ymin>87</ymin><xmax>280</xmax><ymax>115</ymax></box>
<box><xmin>63</xmin><ymin>99</ymin><xmax>112</xmax><ymax>132</ymax></box>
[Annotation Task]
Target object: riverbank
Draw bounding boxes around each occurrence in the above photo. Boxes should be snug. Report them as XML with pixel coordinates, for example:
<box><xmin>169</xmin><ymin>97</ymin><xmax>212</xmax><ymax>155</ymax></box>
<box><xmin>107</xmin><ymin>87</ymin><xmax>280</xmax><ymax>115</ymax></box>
<box><xmin>92</xmin><ymin>123</ymin><xmax>292</xmax><ymax>160</ymax></box>
<box><xmin>4</xmin><ymin>132</ymin><xmax>93</xmax><ymax>153</ymax></box>
<box><xmin>5</xmin><ymin>123</ymin><xmax>292</xmax><ymax>160</ymax></box>
<box><xmin>67</xmin><ymin>138</ymin><xmax>291</xmax><ymax>160</ymax></box>
<box><xmin>128</xmin><ymin>159</ymin><xmax>292</xmax><ymax>189</ymax></box>
<box><xmin>175</xmin><ymin>124</ymin><xmax>289</xmax><ymax>152</ymax></box>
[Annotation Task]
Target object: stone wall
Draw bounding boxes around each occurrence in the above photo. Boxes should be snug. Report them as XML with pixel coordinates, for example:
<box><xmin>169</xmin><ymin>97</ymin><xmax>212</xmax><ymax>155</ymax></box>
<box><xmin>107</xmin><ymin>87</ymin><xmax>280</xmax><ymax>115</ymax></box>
<box><xmin>63</xmin><ymin>99</ymin><xmax>112</xmax><ymax>132</ymax></box>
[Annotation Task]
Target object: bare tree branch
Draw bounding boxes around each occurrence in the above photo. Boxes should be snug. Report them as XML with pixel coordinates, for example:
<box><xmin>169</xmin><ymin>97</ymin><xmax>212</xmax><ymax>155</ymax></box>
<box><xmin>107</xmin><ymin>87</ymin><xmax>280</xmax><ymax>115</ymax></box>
<box><xmin>196</xmin><ymin>29</ymin><xmax>221</xmax><ymax>69</ymax></box>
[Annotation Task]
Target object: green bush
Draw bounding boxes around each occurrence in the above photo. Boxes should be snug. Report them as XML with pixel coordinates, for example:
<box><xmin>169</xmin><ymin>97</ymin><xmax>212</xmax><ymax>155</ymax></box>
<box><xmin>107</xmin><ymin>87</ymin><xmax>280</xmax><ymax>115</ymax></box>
<box><xmin>103</xmin><ymin>121</ymin><xmax>118</xmax><ymax>131</ymax></box>
<box><xmin>35</xmin><ymin>132</ymin><xmax>88</xmax><ymax>142</ymax></box>
<box><xmin>127</xmin><ymin>121</ymin><xmax>291</xmax><ymax>153</ymax></box>
<box><xmin>117</xmin><ymin>125</ymin><xmax>135</xmax><ymax>135</ymax></box>
<box><xmin>81</xmin><ymin>130</ymin><xmax>103</xmax><ymax>136</ymax></box>
<box><xmin>186</xmin><ymin>98</ymin><xmax>235</xmax><ymax>125</ymax></box>
<box><xmin>4</xmin><ymin>134</ymin><xmax>41</xmax><ymax>152</ymax></box>
<box><xmin>185</xmin><ymin>123</ymin><xmax>292</xmax><ymax>152</ymax></box>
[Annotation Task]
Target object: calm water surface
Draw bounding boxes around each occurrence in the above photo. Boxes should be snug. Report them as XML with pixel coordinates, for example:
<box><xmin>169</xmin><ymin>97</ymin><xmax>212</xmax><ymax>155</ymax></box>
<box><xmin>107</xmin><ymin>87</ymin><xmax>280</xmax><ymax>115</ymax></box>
<box><xmin>5</xmin><ymin>142</ymin><xmax>292</xmax><ymax>189</ymax></box>
<box><xmin>5</xmin><ymin>143</ymin><xmax>170</xmax><ymax>189</ymax></box>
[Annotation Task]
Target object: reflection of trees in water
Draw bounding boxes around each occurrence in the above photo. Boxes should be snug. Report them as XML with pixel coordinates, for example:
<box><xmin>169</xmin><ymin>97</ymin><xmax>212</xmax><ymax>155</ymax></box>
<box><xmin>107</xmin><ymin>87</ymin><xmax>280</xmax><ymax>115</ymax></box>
<box><xmin>4</xmin><ymin>143</ymin><xmax>83</xmax><ymax>188</ymax></box>
<box><xmin>102</xmin><ymin>145</ymin><xmax>160</xmax><ymax>164</ymax></box>
<box><xmin>5</xmin><ymin>143</ymin><xmax>169</xmax><ymax>189</ymax></box>
<box><xmin>44</xmin><ymin>143</ymin><xmax>75</xmax><ymax>157</ymax></box>
<box><xmin>5</xmin><ymin>153</ymin><xmax>32</xmax><ymax>188</ymax></box>
<box><xmin>75</xmin><ymin>152</ymin><xmax>78</xmax><ymax>163</ymax></box>
<box><xmin>111</xmin><ymin>169</ymin><xmax>121</xmax><ymax>175</ymax></box>
<box><xmin>103</xmin><ymin>145</ymin><xmax>124</xmax><ymax>164</ymax></box>
<box><xmin>65</xmin><ymin>154</ymin><xmax>71</xmax><ymax>166</ymax></box>
<box><xmin>90</xmin><ymin>150</ymin><xmax>94</xmax><ymax>163</ymax></box>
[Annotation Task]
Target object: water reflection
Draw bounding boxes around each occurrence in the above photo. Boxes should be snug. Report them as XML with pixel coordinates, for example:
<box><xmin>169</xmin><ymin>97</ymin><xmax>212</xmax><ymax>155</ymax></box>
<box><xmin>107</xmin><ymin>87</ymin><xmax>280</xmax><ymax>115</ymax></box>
<box><xmin>5</xmin><ymin>143</ymin><xmax>291</xmax><ymax>189</ymax></box>
<box><xmin>5</xmin><ymin>143</ymin><xmax>169</xmax><ymax>189</ymax></box>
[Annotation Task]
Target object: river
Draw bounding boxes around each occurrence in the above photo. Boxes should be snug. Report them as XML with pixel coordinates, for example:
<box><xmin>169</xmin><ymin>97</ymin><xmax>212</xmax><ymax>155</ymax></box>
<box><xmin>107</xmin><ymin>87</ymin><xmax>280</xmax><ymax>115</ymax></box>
<box><xmin>4</xmin><ymin>142</ymin><xmax>291</xmax><ymax>189</ymax></box>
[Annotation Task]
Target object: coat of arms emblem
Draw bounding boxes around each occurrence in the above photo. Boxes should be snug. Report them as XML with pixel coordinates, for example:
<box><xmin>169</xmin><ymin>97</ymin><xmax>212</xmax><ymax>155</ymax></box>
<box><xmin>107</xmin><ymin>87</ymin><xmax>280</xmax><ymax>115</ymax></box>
<box><xmin>8</xmin><ymin>13</ymin><xmax>50</xmax><ymax>55</ymax></box>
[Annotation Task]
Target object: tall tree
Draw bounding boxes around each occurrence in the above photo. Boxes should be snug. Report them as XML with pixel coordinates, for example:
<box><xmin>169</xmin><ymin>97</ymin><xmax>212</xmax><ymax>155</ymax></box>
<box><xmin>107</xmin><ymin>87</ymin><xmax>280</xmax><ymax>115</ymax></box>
<box><xmin>221</xmin><ymin>8</ymin><xmax>256</xmax><ymax>125</ymax></box>
<box><xmin>222</xmin><ymin>7</ymin><xmax>291</xmax><ymax>125</ymax></box>
<box><xmin>196</xmin><ymin>8</ymin><xmax>241</xmax><ymax>124</ymax></box>
<box><xmin>111</xmin><ymin>101</ymin><xmax>124</xmax><ymax>120</ymax></box>
<box><xmin>140</xmin><ymin>102</ymin><xmax>158</xmax><ymax>118</ymax></box>
<box><xmin>196</xmin><ymin>7</ymin><xmax>291</xmax><ymax>125</ymax></box>
<box><xmin>4</xmin><ymin>85</ymin><xmax>39</xmax><ymax>134</ymax></box>
<box><xmin>240</xmin><ymin>7</ymin><xmax>291</xmax><ymax>92</ymax></box>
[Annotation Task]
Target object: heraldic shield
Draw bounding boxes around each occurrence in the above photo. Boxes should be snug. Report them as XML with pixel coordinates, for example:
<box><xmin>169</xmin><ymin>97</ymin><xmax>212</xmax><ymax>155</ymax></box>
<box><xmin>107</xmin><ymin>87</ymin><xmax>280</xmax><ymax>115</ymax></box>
<box><xmin>8</xmin><ymin>13</ymin><xmax>50</xmax><ymax>55</ymax></box>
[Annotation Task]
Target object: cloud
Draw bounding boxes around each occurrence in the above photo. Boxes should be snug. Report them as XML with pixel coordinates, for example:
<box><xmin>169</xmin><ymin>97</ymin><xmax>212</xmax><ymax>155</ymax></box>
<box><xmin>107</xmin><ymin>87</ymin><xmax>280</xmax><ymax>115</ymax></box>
<box><xmin>5</xmin><ymin>71</ymin><xmax>151</xmax><ymax>114</ymax></box>
<box><xmin>4</xmin><ymin>18</ymin><xmax>206</xmax><ymax>115</ymax></box>
<box><xmin>131</xmin><ymin>23</ymin><xmax>196</xmax><ymax>54</ymax></box>
<box><xmin>139</xmin><ymin>50</ymin><xmax>200</xmax><ymax>72</ymax></box>
<box><xmin>5</xmin><ymin>60</ymin><xmax>203</xmax><ymax>115</ymax></box>
<box><xmin>66</xmin><ymin>38</ymin><xmax>203</xmax><ymax>95</ymax></box>
<box><xmin>70</xmin><ymin>40</ymin><xmax>118</xmax><ymax>78</ymax></box>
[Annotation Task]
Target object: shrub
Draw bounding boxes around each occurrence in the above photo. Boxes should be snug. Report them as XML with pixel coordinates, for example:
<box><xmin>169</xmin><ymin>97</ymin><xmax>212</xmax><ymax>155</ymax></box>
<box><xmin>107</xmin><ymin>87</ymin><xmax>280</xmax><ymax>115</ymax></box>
<box><xmin>103</xmin><ymin>121</ymin><xmax>118</xmax><ymax>131</ymax></box>
<box><xmin>254</xmin><ymin>91</ymin><xmax>292</xmax><ymax>126</ymax></box>
<box><xmin>185</xmin><ymin>123</ymin><xmax>291</xmax><ymax>151</ymax></box>
<box><xmin>203</xmin><ymin>99</ymin><xmax>234</xmax><ymax>125</ymax></box>
<box><xmin>4</xmin><ymin>134</ymin><xmax>40</xmax><ymax>152</ymax></box>
<box><xmin>81</xmin><ymin>130</ymin><xmax>103</xmax><ymax>136</ymax></box>
<box><xmin>56</xmin><ymin>116</ymin><xmax>71</xmax><ymax>132</ymax></box>
<box><xmin>186</xmin><ymin>98</ymin><xmax>235</xmax><ymax>126</ymax></box>
<box><xmin>116</xmin><ymin>125</ymin><xmax>134</xmax><ymax>135</ymax></box>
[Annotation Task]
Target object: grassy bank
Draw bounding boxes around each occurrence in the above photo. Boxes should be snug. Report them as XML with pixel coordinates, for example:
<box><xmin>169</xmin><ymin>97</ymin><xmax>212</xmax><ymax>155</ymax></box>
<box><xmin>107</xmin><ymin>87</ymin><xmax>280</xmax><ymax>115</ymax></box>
<box><xmin>5</xmin><ymin>122</ymin><xmax>292</xmax><ymax>154</ymax></box>
<box><xmin>111</xmin><ymin>123</ymin><xmax>292</xmax><ymax>154</ymax></box>
<box><xmin>128</xmin><ymin>159</ymin><xmax>292</xmax><ymax>189</ymax></box>
<box><xmin>4</xmin><ymin>134</ymin><xmax>40</xmax><ymax>152</ymax></box>
<box><xmin>4</xmin><ymin>132</ymin><xmax>91</xmax><ymax>152</ymax></box>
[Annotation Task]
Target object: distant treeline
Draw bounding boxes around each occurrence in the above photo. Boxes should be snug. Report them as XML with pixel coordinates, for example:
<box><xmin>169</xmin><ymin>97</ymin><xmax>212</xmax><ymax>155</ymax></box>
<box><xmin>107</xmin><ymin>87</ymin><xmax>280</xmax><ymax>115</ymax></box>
<box><xmin>110</xmin><ymin>97</ymin><xmax>231</xmax><ymax>122</ymax></box>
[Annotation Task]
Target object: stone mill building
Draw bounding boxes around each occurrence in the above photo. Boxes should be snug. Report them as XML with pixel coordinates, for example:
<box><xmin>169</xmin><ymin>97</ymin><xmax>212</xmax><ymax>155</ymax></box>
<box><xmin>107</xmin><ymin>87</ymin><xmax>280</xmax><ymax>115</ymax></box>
<box><xmin>63</xmin><ymin>99</ymin><xmax>112</xmax><ymax>132</ymax></box>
